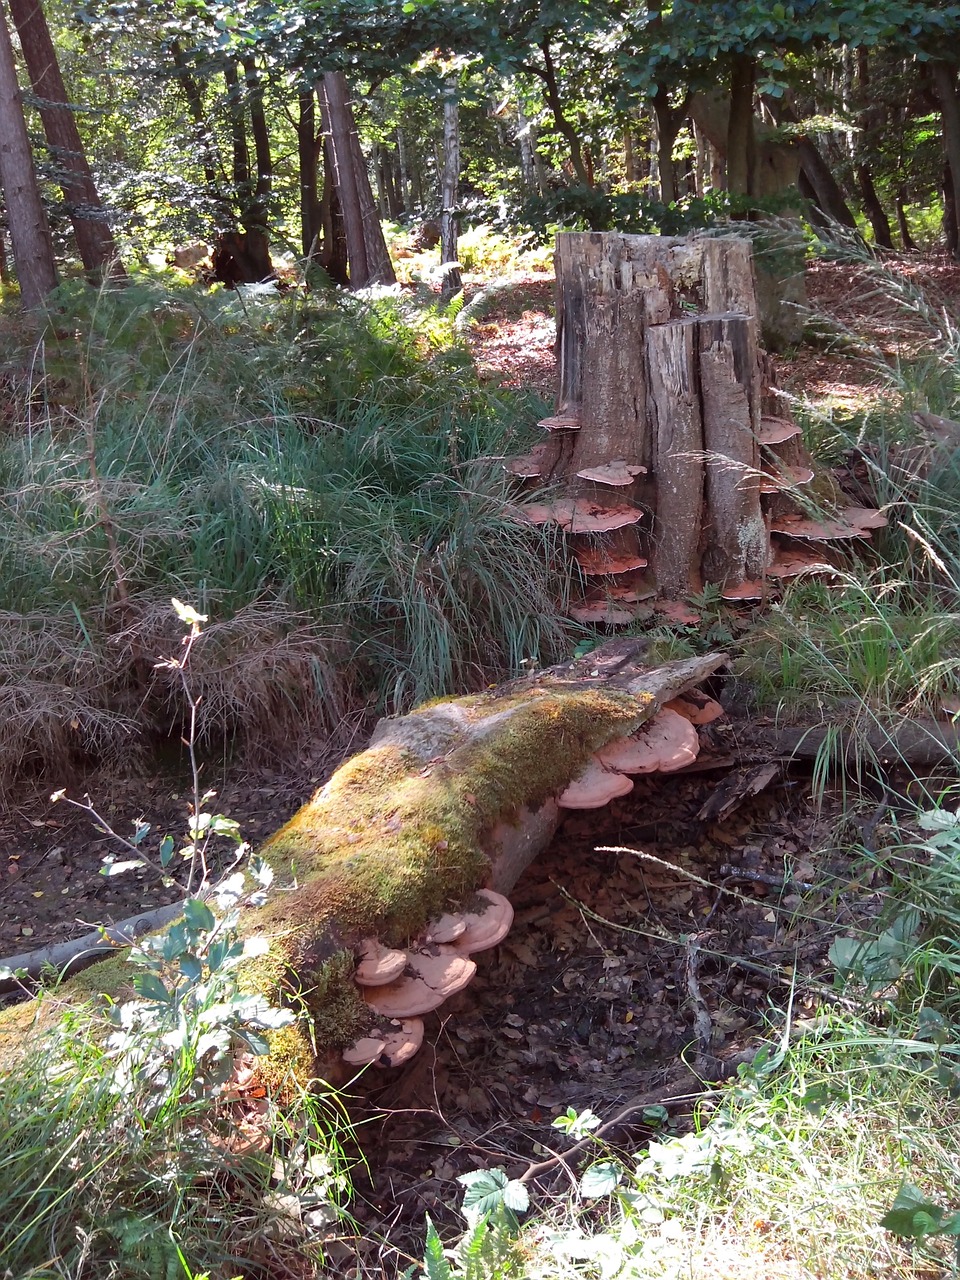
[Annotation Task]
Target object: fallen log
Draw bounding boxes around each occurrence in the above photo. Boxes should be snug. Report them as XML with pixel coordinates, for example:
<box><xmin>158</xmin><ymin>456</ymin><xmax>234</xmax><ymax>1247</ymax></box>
<box><xmin>0</xmin><ymin>647</ymin><xmax>725</xmax><ymax>1078</ymax></box>
<box><xmin>756</xmin><ymin>719</ymin><xmax>960</xmax><ymax>768</ymax></box>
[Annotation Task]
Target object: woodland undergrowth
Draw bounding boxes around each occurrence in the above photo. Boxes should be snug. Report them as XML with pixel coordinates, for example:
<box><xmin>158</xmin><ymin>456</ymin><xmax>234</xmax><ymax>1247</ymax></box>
<box><xmin>0</xmin><ymin>277</ymin><xmax>574</xmax><ymax>782</ymax></box>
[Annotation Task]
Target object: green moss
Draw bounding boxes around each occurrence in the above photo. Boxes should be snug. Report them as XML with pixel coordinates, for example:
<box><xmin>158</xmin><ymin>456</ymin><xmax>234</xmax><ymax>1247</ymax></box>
<box><xmin>257</xmin><ymin>682</ymin><xmax>651</xmax><ymax>948</ymax></box>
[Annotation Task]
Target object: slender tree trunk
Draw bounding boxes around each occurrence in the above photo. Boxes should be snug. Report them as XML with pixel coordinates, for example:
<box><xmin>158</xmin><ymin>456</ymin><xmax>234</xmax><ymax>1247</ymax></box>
<box><xmin>224</xmin><ymin>63</ymin><xmax>250</xmax><ymax>193</ymax></box>
<box><xmin>0</xmin><ymin>1</ymin><xmax>57</xmax><ymax>307</ymax></box>
<box><xmin>895</xmin><ymin>189</ymin><xmax>916</xmax><ymax>251</ymax></box>
<box><xmin>243</xmin><ymin>57</ymin><xmax>271</xmax><ymax>213</ymax></box>
<box><xmin>537</xmin><ymin>38</ymin><xmax>590</xmax><ymax>186</ymax></box>
<box><xmin>726</xmin><ymin>54</ymin><xmax>756</xmax><ymax>196</ymax></box>
<box><xmin>298</xmin><ymin>89</ymin><xmax>322</xmax><ymax>258</ymax></box>
<box><xmin>855</xmin><ymin>49</ymin><xmax>894</xmax><ymax>250</ymax></box>
<box><xmin>652</xmin><ymin>83</ymin><xmax>681</xmax><ymax>204</ymax></box>
<box><xmin>440</xmin><ymin>81</ymin><xmax>462</xmax><ymax>305</ymax></box>
<box><xmin>396</xmin><ymin>126</ymin><xmax>412</xmax><ymax>212</ymax></box>
<box><xmin>933</xmin><ymin>60</ymin><xmax>960</xmax><ymax>259</ymax></box>
<box><xmin>944</xmin><ymin>162</ymin><xmax>959</xmax><ymax>255</ymax></box>
<box><xmin>857</xmin><ymin>165</ymin><xmax>894</xmax><ymax>248</ymax></box>
<box><xmin>170</xmin><ymin>39</ymin><xmax>217</xmax><ymax>187</ymax></box>
<box><xmin>320</xmin><ymin>71</ymin><xmax>395</xmax><ymax>288</ymax></box>
<box><xmin>7</xmin><ymin>0</ymin><xmax>123</xmax><ymax>279</ymax></box>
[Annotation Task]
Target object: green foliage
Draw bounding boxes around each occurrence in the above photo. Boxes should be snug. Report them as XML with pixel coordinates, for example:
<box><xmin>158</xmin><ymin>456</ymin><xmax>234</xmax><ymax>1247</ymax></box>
<box><xmin>0</xmin><ymin>282</ymin><xmax>575</xmax><ymax>776</ymax></box>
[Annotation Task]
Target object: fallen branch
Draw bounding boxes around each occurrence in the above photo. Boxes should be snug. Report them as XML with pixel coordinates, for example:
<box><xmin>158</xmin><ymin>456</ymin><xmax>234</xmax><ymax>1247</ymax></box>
<box><xmin>0</xmin><ymin>901</ymin><xmax>187</xmax><ymax>994</ymax></box>
<box><xmin>756</xmin><ymin>720</ymin><xmax>960</xmax><ymax>768</ymax></box>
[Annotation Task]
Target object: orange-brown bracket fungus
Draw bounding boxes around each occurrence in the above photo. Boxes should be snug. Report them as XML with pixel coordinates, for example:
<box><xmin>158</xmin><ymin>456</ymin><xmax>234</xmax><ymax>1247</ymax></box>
<box><xmin>453</xmin><ymin>889</ymin><xmax>514</xmax><ymax>953</ymax></box>
<box><xmin>354</xmin><ymin>938</ymin><xmax>408</xmax><ymax>987</ymax></box>
<box><xmin>363</xmin><ymin>946</ymin><xmax>476</xmax><ymax>1019</ymax></box>
<box><xmin>558</xmin><ymin>759</ymin><xmax>635</xmax><ymax>807</ymax></box>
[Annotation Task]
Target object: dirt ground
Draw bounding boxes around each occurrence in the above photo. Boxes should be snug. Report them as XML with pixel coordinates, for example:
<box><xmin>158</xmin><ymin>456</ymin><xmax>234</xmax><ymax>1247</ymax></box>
<box><xmin>1</xmin><ymin>250</ymin><xmax>957</xmax><ymax>1275</ymax></box>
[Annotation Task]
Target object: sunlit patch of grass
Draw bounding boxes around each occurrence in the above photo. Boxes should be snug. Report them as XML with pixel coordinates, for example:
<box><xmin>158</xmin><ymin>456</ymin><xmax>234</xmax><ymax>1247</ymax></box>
<box><xmin>0</xmin><ymin>280</ymin><xmax>575</xmax><ymax>776</ymax></box>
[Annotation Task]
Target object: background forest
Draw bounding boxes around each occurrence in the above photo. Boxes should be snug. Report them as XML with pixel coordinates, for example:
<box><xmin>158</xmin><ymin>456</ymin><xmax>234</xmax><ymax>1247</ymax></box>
<box><xmin>6</xmin><ymin>4</ymin><xmax>960</xmax><ymax>1280</ymax></box>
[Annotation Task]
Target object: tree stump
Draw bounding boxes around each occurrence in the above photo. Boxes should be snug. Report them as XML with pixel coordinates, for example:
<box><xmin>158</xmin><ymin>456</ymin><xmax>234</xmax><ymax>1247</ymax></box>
<box><xmin>511</xmin><ymin>231</ymin><xmax>884</xmax><ymax>617</ymax></box>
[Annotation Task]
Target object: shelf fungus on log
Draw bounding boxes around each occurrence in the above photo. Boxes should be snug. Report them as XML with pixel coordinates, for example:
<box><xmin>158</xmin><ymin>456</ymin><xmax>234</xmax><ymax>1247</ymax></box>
<box><xmin>558</xmin><ymin>759</ymin><xmax>635</xmax><ymax>808</ymax></box>
<box><xmin>573</xmin><ymin>547</ymin><xmax>648</xmax><ymax>576</ymax></box>
<box><xmin>520</xmin><ymin>499</ymin><xmax>645</xmax><ymax>533</ymax></box>
<box><xmin>354</xmin><ymin>938</ymin><xmax>408</xmax><ymax>986</ymax></box>
<box><xmin>594</xmin><ymin>707</ymin><xmax>699</xmax><ymax>775</ymax></box>
<box><xmin>0</xmin><ymin>646</ymin><xmax>727</xmax><ymax>1081</ymax></box>
<box><xmin>451</xmin><ymin>890</ymin><xmax>514</xmax><ymax>954</ymax></box>
<box><xmin>342</xmin><ymin>1017</ymin><xmax>424</xmax><ymax>1069</ymax></box>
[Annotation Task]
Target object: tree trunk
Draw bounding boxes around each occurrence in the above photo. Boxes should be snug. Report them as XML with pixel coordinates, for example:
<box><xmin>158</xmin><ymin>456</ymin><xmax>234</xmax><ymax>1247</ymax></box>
<box><xmin>895</xmin><ymin>189</ymin><xmax>916</xmax><ymax>251</ymax></box>
<box><xmin>8</xmin><ymin>0</ymin><xmax>123</xmax><ymax>280</ymax></box>
<box><xmin>320</xmin><ymin>71</ymin><xmax>395</xmax><ymax>289</ymax></box>
<box><xmin>698</xmin><ymin>312</ymin><xmax>766</xmax><ymax>585</ymax></box>
<box><xmin>726</xmin><ymin>54</ymin><xmax>756</xmax><ymax>196</ymax></box>
<box><xmin>854</xmin><ymin>50</ymin><xmax>894</xmax><ymax>250</ymax></box>
<box><xmin>944</xmin><ymin>162</ymin><xmax>959</xmax><ymax>255</ymax></box>
<box><xmin>0</xmin><ymin>647</ymin><xmax>726</xmax><ymax>1077</ymax></box>
<box><xmin>933</xmin><ymin>61</ymin><xmax>960</xmax><ymax>259</ymax></box>
<box><xmin>396</xmin><ymin>126</ymin><xmax>412</xmax><ymax>212</ymax></box>
<box><xmin>170</xmin><ymin>39</ymin><xmax>217</xmax><ymax>188</ymax></box>
<box><xmin>243</xmin><ymin>56</ymin><xmax>272</xmax><ymax>222</ymax></box>
<box><xmin>647</xmin><ymin>318</ymin><xmax>704</xmax><ymax>597</ymax></box>
<box><xmin>652</xmin><ymin>83</ymin><xmax>681</xmax><ymax>204</ymax></box>
<box><xmin>298</xmin><ymin>89</ymin><xmax>322</xmax><ymax>258</ymax></box>
<box><xmin>0</xmin><ymin>0</ymin><xmax>57</xmax><ymax>307</ymax></box>
<box><xmin>797</xmin><ymin>137</ymin><xmax>858</xmax><ymax>228</ymax></box>
<box><xmin>440</xmin><ymin>82</ymin><xmax>462</xmax><ymax>305</ymax></box>
<box><xmin>547</xmin><ymin>233</ymin><xmax>779</xmax><ymax>603</ymax></box>
<box><xmin>537</xmin><ymin>38</ymin><xmax>591</xmax><ymax>186</ymax></box>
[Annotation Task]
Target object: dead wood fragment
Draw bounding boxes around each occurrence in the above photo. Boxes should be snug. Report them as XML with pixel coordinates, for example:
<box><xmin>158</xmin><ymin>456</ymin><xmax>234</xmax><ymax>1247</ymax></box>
<box><xmin>756</xmin><ymin>720</ymin><xmax>960</xmax><ymax>767</ymax></box>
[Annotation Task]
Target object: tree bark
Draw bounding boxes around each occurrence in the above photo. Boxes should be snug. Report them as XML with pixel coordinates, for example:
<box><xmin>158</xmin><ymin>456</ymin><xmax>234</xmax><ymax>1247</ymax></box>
<box><xmin>647</xmin><ymin>318</ymin><xmax>704</xmax><ymax>597</ymax></box>
<box><xmin>440</xmin><ymin>81</ymin><xmax>462</xmax><ymax>305</ymax></box>
<box><xmin>533</xmin><ymin>38</ymin><xmax>591</xmax><ymax>187</ymax></box>
<box><xmin>726</xmin><ymin>54</ymin><xmax>756</xmax><ymax>196</ymax></box>
<box><xmin>855</xmin><ymin>49</ymin><xmax>894</xmax><ymax>250</ymax></box>
<box><xmin>170</xmin><ymin>38</ymin><xmax>217</xmax><ymax>188</ymax></box>
<box><xmin>8</xmin><ymin>0</ymin><xmax>123</xmax><ymax>280</ymax></box>
<box><xmin>320</xmin><ymin>71</ymin><xmax>395</xmax><ymax>288</ymax></box>
<box><xmin>933</xmin><ymin>61</ymin><xmax>960</xmax><ymax>259</ymax></box>
<box><xmin>0</xmin><ymin>0</ymin><xmax>57</xmax><ymax>307</ymax></box>
<box><xmin>298</xmin><ymin>89</ymin><xmax>322</xmax><ymax>258</ymax></box>
<box><xmin>698</xmin><ymin>312</ymin><xmax>767</xmax><ymax>586</ymax></box>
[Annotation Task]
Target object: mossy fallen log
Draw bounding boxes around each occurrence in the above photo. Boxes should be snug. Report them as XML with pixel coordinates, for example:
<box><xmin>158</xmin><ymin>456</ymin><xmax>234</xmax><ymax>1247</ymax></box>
<box><xmin>0</xmin><ymin>647</ymin><xmax>725</xmax><ymax>1079</ymax></box>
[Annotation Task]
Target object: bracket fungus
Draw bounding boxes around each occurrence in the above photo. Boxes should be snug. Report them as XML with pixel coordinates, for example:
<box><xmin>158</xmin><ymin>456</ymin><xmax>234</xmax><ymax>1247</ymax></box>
<box><xmin>452</xmin><ymin>890</ymin><xmax>514</xmax><ymax>954</ymax></box>
<box><xmin>423</xmin><ymin>912</ymin><xmax>467</xmax><ymax>945</ymax></box>
<box><xmin>595</xmin><ymin>707</ymin><xmax>699</xmax><ymax>775</ymax></box>
<box><xmin>558</xmin><ymin>758</ymin><xmax>635</xmax><ymax>808</ymax></box>
<box><xmin>664</xmin><ymin>694</ymin><xmax>725</xmax><ymax>725</ymax></box>
<box><xmin>573</xmin><ymin>547</ymin><xmax>648</xmax><ymax>576</ymax></box>
<box><xmin>521</xmin><ymin>499</ymin><xmax>644</xmax><ymax>533</ymax></box>
<box><xmin>759</xmin><ymin>416</ymin><xmax>802</xmax><ymax>446</ymax></box>
<box><xmin>362</xmin><ymin>946</ymin><xmax>477</xmax><ymax>1019</ymax></box>
<box><xmin>342</xmin><ymin>1017</ymin><xmax>425</xmax><ymax>1069</ymax></box>
<box><xmin>539</xmin><ymin>412</ymin><xmax>582</xmax><ymax>431</ymax></box>
<box><xmin>504</xmin><ymin>443</ymin><xmax>550</xmax><ymax>478</ymax></box>
<box><xmin>575</xmin><ymin>460</ymin><xmax>647</xmax><ymax>485</ymax></box>
<box><xmin>355</xmin><ymin>938</ymin><xmax>408</xmax><ymax>986</ymax></box>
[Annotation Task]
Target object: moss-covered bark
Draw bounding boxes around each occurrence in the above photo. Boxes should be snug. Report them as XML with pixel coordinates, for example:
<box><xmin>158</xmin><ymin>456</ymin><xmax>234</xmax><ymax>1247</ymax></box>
<box><xmin>0</xmin><ymin>650</ymin><xmax>725</xmax><ymax>1078</ymax></box>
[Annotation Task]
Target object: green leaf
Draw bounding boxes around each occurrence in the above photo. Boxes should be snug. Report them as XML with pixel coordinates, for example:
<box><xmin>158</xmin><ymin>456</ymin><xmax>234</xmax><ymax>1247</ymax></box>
<box><xmin>881</xmin><ymin>1182</ymin><xmax>960</xmax><ymax>1239</ymax></box>
<box><xmin>501</xmin><ymin>1179</ymin><xmax>529</xmax><ymax>1213</ymax></box>
<box><xmin>458</xmin><ymin>1167</ymin><xmax>508</xmax><ymax>1218</ymax></box>
<box><xmin>421</xmin><ymin>1216</ymin><xmax>453</xmax><ymax>1280</ymax></box>
<box><xmin>159</xmin><ymin>834</ymin><xmax>176</xmax><ymax>867</ymax></box>
<box><xmin>101</xmin><ymin>858</ymin><xmax>144</xmax><ymax>877</ymax></box>
<box><xmin>134</xmin><ymin>972</ymin><xmax>171</xmax><ymax>1003</ymax></box>
<box><xmin>182</xmin><ymin>899</ymin><xmax>215</xmax><ymax>933</ymax></box>
<box><xmin>579</xmin><ymin>1161</ymin><xmax>623</xmax><ymax>1198</ymax></box>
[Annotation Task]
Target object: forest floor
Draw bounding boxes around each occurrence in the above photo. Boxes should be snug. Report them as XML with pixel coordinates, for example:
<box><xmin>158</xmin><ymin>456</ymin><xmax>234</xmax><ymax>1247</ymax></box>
<box><xmin>3</xmin><ymin>251</ymin><xmax>960</xmax><ymax>1275</ymax></box>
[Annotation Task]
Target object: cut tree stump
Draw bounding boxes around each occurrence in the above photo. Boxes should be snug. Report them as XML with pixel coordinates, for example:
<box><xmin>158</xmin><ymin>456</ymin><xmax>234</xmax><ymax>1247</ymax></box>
<box><xmin>0</xmin><ymin>646</ymin><xmax>726</xmax><ymax>1079</ymax></box>
<box><xmin>509</xmin><ymin>231</ymin><xmax>885</xmax><ymax>618</ymax></box>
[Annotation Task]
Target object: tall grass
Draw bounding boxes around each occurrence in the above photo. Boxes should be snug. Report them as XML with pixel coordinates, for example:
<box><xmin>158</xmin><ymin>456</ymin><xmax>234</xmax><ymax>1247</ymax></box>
<box><xmin>0</xmin><ymin>279</ymin><xmax>574</xmax><ymax>777</ymax></box>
